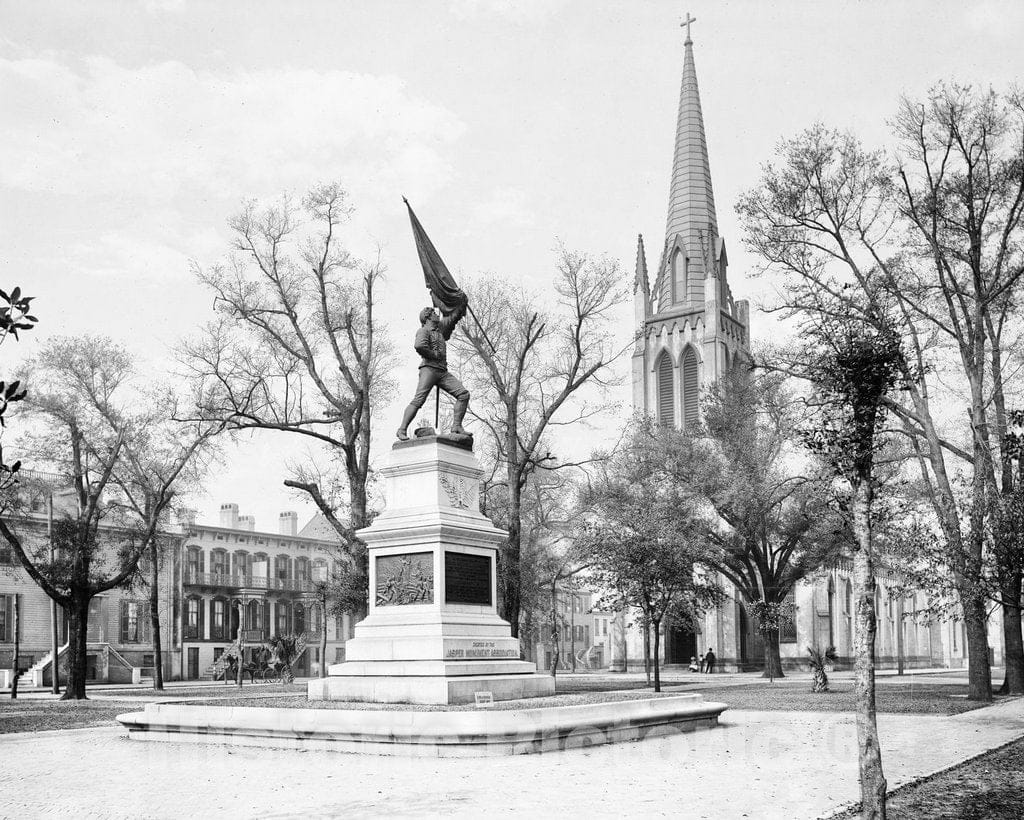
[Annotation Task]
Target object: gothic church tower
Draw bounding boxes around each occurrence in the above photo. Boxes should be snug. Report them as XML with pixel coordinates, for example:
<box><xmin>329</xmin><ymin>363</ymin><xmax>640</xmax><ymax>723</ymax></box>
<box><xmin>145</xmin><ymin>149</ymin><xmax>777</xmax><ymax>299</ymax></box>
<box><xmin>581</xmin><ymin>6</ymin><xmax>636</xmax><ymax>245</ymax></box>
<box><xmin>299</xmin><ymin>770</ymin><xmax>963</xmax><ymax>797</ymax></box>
<box><xmin>632</xmin><ymin>25</ymin><xmax>749</xmax><ymax>426</ymax></box>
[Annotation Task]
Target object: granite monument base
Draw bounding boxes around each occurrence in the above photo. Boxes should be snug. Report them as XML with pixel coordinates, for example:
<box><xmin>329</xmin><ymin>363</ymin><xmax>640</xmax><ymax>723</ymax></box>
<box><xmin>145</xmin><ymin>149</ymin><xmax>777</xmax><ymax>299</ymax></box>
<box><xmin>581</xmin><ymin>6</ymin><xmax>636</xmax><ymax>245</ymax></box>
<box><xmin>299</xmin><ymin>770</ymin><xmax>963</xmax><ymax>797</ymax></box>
<box><xmin>311</xmin><ymin>436</ymin><xmax>553</xmax><ymax>704</ymax></box>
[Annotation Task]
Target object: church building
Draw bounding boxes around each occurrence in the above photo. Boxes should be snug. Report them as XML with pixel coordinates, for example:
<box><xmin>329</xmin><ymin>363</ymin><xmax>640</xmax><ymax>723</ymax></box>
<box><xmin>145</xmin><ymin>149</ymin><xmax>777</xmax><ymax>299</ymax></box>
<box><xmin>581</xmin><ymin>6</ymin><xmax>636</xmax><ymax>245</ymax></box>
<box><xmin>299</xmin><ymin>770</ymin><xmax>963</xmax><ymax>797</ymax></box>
<box><xmin>610</xmin><ymin>23</ymin><xmax>988</xmax><ymax>674</ymax></box>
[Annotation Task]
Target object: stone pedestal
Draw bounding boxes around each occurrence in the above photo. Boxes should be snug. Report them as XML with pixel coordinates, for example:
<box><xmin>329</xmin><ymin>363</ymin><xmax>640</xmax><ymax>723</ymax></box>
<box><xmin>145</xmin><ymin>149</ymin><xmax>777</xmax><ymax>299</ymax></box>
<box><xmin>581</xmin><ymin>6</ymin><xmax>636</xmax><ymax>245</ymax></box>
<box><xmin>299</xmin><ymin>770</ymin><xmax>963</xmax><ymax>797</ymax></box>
<box><xmin>308</xmin><ymin>436</ymin><xmax>555</xmax><ymax>705</ymax></box>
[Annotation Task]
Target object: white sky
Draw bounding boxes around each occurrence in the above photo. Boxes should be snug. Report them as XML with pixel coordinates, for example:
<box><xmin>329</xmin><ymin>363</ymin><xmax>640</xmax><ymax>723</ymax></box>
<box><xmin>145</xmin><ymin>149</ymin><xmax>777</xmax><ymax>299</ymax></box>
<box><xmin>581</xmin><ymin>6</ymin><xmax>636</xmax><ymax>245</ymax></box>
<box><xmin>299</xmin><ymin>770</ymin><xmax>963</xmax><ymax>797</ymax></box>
<box><xmin>2</xmin><ymin>1</ymin><xmax>1022</xmax><ymax>531</ymax></box>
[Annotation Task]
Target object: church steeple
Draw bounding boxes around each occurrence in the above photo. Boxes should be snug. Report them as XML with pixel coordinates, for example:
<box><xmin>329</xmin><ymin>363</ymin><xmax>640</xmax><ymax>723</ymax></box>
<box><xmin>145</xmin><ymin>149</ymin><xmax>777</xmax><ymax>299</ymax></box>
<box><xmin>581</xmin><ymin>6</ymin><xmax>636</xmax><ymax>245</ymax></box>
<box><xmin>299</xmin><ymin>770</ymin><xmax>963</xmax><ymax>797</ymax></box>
<box><xmin>666</xmin><ymin>22</ymin><xmax>718</xmax><ymax>243</ymax></box>
<box><xmin>654</xmin><ymin>20</ymin><xmax>719</xmax><ymax>313</ymax></box>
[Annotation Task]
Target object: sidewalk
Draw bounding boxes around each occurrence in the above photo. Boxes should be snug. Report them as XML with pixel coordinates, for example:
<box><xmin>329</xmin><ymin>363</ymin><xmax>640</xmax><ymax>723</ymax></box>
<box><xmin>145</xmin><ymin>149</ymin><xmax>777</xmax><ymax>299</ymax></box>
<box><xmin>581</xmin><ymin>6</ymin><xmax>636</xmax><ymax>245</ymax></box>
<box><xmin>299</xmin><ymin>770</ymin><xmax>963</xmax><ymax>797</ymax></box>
<box><xmin>2</xmin><ymin>691</ymin><xmax>1021</xmax><ymax>818</ymax></box>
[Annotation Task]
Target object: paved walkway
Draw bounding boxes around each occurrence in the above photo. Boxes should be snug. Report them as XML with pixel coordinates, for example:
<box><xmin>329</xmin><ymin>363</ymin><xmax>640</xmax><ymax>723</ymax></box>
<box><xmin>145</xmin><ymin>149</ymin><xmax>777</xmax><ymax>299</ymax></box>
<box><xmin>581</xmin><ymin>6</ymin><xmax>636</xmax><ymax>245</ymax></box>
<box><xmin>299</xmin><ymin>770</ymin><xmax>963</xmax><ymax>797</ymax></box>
<box><xmin>2</xmin><ymin>696</ymin><xmax>1022</xmax><ymax>819</ymax></box>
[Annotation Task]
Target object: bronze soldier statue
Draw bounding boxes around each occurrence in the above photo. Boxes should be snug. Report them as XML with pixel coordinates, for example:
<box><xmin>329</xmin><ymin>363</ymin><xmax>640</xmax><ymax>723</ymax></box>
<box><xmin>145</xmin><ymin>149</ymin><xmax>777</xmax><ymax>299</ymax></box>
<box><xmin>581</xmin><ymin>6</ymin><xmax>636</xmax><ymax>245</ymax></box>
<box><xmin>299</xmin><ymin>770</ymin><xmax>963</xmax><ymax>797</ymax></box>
<box><xmin>396</xmin><ymin>302</ymin><xmax>470</xmax><ymax>440</ymax></box>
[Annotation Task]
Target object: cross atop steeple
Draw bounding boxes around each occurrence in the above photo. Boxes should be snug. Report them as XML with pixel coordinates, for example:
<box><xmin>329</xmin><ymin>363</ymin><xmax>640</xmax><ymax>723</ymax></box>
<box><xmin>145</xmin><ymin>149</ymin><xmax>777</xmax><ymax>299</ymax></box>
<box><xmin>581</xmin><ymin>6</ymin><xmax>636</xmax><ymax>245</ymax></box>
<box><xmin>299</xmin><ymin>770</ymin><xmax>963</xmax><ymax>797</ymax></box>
<box><xmin>680</xmin><ymin>12</ymin><xmax>697</xmax><ymax>44</ymax></box>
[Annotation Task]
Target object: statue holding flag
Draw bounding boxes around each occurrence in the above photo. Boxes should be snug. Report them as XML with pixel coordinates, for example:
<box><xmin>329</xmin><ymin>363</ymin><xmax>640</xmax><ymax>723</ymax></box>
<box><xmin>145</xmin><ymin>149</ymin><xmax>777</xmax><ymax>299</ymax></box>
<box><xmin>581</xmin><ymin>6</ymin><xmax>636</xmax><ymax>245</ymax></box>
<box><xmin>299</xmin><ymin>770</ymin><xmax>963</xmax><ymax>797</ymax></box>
<box><xmin>397</xmin><ymin>199</ymin><xmax>474</xmax><ymax>442</ymax></box>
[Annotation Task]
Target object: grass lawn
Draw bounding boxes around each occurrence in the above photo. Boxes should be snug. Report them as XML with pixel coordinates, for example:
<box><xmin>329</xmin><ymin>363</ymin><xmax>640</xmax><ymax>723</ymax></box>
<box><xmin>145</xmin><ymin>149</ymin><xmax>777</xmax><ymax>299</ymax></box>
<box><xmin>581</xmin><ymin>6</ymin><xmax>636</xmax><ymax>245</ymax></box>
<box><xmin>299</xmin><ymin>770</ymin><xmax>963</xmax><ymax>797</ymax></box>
<box><xmin>1</xmin><ymin>675</ymin><xmax>1008</xmax><ymax>732</ymax></box>
<box><xmin>0</xmin><ymin>683</ymin><xmax>306</xmax><ymax>733</ymax></box>
<box><xmin>556</xmin><ymin>676</ymin><xmax>994</xmax><ymax>715</ymax></box>
<box><xmin>107</xmin><ymin>683</ymin><xmax>305</xmax><ymax>698</ymax></box>
<box><xmin>672</xmin><ymin>681</ymin><xmax>993</xmax><ymax>715</ymax></box>
<box><xmin>0</xmin><ymin>700</ymin><xmax>132</xmax><ymax>733</ymax></box>
<box><xmin>831</xmin><ymin>736</ymin><xmax>1024</xmax><ymax>819</ymax></box>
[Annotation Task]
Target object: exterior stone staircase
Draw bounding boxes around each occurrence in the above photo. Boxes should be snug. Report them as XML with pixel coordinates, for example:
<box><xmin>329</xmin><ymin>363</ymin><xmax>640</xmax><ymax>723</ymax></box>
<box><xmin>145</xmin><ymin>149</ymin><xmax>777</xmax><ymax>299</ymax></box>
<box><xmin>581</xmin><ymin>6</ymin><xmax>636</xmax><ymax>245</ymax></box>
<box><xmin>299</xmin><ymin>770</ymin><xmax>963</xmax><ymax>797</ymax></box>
<box><xmin>15</xmin><ymin>643</ymin><xmax>69</xmax><ymax>688</ymax></box>
<box><xmin>206</xmin><ymin>638</ymin><xmax>243</xmax><ymax>681</ymax></box>
<box><xmin>11</xmin><ymin>643</ymin><xmax>145</xmax><ymax>688</ymax></box>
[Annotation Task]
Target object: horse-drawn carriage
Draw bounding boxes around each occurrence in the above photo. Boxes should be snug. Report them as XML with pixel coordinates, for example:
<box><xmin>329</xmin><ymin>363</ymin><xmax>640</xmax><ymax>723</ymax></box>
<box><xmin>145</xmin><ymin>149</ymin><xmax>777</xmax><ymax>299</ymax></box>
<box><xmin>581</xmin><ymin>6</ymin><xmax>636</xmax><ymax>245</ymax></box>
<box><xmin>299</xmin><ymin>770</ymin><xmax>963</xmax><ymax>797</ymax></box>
<box><xmin>214</xmin><ymin>634</ymin><xmax>307</xmax><ymax>684</ymax></box>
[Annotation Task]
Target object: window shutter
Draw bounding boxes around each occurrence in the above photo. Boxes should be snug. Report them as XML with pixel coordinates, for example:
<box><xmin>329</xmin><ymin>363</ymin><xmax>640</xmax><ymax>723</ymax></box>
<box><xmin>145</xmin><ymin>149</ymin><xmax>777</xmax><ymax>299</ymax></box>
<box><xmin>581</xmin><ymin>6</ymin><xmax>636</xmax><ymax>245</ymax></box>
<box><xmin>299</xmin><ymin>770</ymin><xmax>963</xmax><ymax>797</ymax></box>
<box><xmin>682</xmin><ymin>347</ymin><xmax>699</xmax><ymax>429</ymax></box>
<box><xmin>120</xmin><ymin>600</ymin><xmax>129</xmax><ymax>644</ymax></box>
<box><xmin>656</xmin><ymin>354</ymin><xmax>674</xmax><ymax>426</ymax></box>
<box><xmin>1</xmin><ymin>595</ymin><xmax>11</xmax><ymax>642</ymax></box>
<box><xmin>199</xmin><ymin>598</ymin><xmax>206</xmax><ymax>640</ymax></box>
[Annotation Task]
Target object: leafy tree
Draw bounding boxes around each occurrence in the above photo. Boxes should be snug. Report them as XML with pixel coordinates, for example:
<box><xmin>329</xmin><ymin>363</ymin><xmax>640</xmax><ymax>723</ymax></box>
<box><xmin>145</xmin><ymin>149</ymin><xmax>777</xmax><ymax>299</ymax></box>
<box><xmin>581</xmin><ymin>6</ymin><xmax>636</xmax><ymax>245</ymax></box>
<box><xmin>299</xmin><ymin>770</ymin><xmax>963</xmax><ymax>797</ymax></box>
<box><xmin>0</xmin><ymin>337</ymin><xmax>218</xmax><ymax>699</ymax></box>
<box><xmin>576</xmin><ymin>421</ymin><xmax>719</xmax><ymax>692</ymax></box>
<box><xmin>0</xmin><ymin>285</ymin><xmax>36</xmax><ymax>697</ymax></box>
<box><xmin>661</xmin><ymin>365</ymin><xmax>848</xmax><ymax>679</ymax></box>
<box><xmin>182</xmin><ymin>182</ymin><xmax>393</xmax><ymax>618</ymax></box>
<box><xmin>310</xmin><ymin>558</ymin><xmax>362</xmax><ymax>677</ymax></box>
<box><xmin>0</xmin><ymin>286</ymin><xmax>38</xmax><ymax>490</ymax></box>
<box><xmin>795</xmin><ymin>320</ymin><xmax>905</xmax><ymax>820</ymax></box>
<box><xmin>452</xmin><ymin>246</ymin><xmax>628</xmax><ymax>637</ymax></box>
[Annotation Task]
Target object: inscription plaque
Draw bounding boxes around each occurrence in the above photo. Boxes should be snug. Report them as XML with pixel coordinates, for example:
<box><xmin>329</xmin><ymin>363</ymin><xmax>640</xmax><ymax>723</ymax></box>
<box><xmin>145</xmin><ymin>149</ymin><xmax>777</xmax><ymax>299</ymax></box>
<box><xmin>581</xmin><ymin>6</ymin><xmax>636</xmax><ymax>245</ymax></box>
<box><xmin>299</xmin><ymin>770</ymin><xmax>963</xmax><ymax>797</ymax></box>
<box><xmin>375</xmin><ymin>552</ymin><xmax>434</xmax><ymax>606</ymax></box>
<box><xmin>444</xmin><ymin>551</ymin><xmax>492</xmax><ymax>606</ymax></box>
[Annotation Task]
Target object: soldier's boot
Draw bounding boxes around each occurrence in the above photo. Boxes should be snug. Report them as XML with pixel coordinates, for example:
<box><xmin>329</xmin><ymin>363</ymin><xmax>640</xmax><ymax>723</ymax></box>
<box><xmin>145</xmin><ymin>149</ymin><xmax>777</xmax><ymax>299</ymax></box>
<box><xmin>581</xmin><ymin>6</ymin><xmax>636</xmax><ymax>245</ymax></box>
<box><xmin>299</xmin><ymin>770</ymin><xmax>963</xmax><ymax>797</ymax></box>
<box><xmin>396</xmin><ymin>402</ymin><xmax>420</xmax><ymax>441</ymax></box>
<box><xmin>450</xmin><ymin>391</ymin><xmax>470</xmax><ymax>436</ymax></box>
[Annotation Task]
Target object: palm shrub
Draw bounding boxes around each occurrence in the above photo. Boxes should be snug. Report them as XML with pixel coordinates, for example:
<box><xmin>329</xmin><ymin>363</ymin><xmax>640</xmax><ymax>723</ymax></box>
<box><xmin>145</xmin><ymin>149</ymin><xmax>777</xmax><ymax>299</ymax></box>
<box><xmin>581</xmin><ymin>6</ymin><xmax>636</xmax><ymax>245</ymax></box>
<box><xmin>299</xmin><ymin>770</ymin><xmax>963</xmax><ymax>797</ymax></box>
<box><xmin>267</xmin><ymin>634</ymin><xmax>307</xmax><ymax>684</ymax></box>
<box><xmin>808</xmin><ymin>645</ymin><xmax>838</xmax><ymax>692</ymax></box>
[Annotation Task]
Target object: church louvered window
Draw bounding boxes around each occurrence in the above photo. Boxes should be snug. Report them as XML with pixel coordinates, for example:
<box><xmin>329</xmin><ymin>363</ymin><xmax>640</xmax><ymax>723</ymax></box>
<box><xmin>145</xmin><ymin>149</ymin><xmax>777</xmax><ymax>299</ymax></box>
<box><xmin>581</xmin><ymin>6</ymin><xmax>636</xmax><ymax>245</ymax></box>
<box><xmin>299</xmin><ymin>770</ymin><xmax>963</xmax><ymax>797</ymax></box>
<box><xmin>656</xmin><ymin>352</ymin><xmax>674</xmax><ymax>426</ymax></box>
<box><xmin>682</xmin><ymin>347</ymin><xmax>699</xmax><ymax>428</ymax></box>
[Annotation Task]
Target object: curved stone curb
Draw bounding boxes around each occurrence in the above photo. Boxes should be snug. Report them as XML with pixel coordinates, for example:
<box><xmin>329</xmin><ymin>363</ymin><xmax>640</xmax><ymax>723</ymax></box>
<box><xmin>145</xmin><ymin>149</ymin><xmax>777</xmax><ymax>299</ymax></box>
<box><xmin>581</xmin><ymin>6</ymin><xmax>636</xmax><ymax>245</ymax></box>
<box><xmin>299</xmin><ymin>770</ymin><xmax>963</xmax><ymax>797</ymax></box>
<box><xmin>117</xmin><ymin>694</ymin><xmax>729</xmax><ymax>757</ymax></box>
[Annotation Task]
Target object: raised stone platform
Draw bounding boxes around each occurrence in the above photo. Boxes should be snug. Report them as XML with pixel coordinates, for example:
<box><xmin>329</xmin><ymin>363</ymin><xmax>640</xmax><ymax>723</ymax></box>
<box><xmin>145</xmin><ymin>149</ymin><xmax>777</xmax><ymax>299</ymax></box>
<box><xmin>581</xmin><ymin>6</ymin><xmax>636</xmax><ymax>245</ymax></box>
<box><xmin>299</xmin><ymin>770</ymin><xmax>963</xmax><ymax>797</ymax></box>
<box><xmin>315</xmin><ymin>436</ymin><xmax>554</xmax><ymax>704</ymax></box>
<box><xmin>117</xmin><ymin>694</ymin><xmax>728</xmax><ymax>756</ymax></box>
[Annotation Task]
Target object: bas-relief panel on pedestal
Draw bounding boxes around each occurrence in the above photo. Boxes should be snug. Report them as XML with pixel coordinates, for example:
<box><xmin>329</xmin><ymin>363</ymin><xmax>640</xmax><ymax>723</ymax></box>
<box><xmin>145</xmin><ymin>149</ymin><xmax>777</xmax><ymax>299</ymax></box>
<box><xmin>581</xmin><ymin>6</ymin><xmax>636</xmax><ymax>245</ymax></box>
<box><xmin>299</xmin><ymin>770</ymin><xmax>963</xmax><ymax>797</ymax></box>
<box><xmin>375</xmin><ymin>552</ymin><xmax>434</xmax><ymax>606</ymax></box>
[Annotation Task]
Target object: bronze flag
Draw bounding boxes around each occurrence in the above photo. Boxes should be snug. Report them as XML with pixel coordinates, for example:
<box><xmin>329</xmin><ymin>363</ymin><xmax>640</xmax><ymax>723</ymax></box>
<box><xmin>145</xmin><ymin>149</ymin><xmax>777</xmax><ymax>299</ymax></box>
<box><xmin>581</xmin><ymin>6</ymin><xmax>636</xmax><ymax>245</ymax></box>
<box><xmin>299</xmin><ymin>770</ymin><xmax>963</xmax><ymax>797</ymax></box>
<box><xmin>403</xmin><ymin>197</ymin><xmax>468</xmax><ymax>315</ymax></box>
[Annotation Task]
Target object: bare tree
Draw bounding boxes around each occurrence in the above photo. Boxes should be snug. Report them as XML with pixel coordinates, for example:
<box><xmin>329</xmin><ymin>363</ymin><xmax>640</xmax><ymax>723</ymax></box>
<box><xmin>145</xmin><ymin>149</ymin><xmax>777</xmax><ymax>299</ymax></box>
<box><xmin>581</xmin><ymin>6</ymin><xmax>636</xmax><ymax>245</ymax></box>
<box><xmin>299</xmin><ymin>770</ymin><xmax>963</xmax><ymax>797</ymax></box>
<box><xmin>451</xmin><ymin>245</ymin><xmax>628</xmax><ymax>636</ymax></box>
<box><xmin>737</xmin><ymin>85</ymin><xmax>1024</xmax><ymax>699</ymax></box>
<box><xmin>181</xmin><ymin>183</ymin><xmax>393</xmax><ymax>613</ymax></box>
<box><xmin>101</xmin><ymin>390</ymin><xmax>222</xmax><ymax>690</ymax></box>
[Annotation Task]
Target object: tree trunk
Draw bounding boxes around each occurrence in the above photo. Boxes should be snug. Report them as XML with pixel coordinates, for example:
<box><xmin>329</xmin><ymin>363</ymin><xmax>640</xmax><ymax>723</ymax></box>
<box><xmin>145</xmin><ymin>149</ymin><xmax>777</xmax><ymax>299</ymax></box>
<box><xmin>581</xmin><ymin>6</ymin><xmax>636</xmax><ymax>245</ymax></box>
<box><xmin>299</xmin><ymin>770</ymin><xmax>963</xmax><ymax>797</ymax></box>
<box><xmin>642</xmin><ymin>619</ymin><xmax>651</xmax><ymax>686</ymax></box>
<box><xmin>652</xmin><ymin>617</ymin><xmax>662</xmax><ymax>693</ymax></box>
<box><xmin>62</xmin><ymin>596</ymin><xmax>91</xmax><ymax>700</ymax></box>
<box><xmin>348</xmin><ymin>466</ymin><xmax>370</xmax><ymax>627</ymax></box>
<box><xmin>763</xmin><ymin>626</ymin><xmax>784</xmax><ymax>681</ymax></box>
<box><xmin>319</xmin><ymin>600</ymin><xmax>328</xmax><ymax>679</ymax></box>
<box><xmin>570</xmin><ymin>594</ymin><xmax>577</xmax><ymax>673</ymax></box>
<box><xmin>149</xmin><ymin>539</ymin><xmax>164</xmax><ymax>691</ymax></box>
<box><xmin>851</xmin><ymin>480</ymin><xmax>887</xmax><ymax>820</ymax></box>
<box><xmin>1000</xmin><ymin>594</ymin><xmax>1024</xmax><ymax>694</ymax></box>
<box><xmin>9</xmin><ymin>594</ymin><xmax>19</xmax><ymax>699</ymax></box>
<box><xmin>549</xmin><ymin>582</ymin><xmax>559</xmax><ymax>678</ymax></box>
<box><xmin>503</xmin><ymin>492</ymin><xmax>523</xmax><ymax>639</ymax></box>
<box><xmin>962</xmin><ymin>592</ymin><xmax>993</xmax><ymax>701</ymax></box>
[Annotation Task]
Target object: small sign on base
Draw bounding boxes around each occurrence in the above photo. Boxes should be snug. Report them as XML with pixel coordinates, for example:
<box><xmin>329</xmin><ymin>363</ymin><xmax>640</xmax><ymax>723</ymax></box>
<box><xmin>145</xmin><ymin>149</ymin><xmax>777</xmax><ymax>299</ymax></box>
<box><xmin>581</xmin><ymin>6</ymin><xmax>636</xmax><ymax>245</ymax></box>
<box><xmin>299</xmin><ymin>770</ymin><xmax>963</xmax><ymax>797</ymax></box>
<box><xmin>474</xmin><ymin>691</ymin><xmax>495</xmax><ymax>709</ymax></box>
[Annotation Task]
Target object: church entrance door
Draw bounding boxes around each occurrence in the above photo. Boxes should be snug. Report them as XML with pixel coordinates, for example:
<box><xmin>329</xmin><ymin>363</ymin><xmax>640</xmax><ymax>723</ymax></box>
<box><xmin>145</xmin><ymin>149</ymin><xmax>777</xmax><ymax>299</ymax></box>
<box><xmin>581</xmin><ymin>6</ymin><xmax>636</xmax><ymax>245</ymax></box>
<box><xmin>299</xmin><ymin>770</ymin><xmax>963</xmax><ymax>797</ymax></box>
<box><xmin>666</xmin><ymin>623</ymin><xmax>697</xmax><ymax>665</ymax></box>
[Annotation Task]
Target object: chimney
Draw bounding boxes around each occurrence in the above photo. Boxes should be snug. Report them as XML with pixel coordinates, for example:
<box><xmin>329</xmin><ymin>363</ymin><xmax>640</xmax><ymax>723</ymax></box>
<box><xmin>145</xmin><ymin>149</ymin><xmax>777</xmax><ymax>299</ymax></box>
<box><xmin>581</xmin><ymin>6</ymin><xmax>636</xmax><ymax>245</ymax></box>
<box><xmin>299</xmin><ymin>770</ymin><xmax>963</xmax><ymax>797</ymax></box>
<box><xmin>237</xmin><ymin>515</ymin><xmax>256</xmax><ymax>532</ymax></box>
<box><xmin>279</xmin><ymin>511</ymin><xmax>298</xmax><ymax>536</ymax></box>
<box><xmin>219</xmin><ymin>503</ymin><xmax>239</xmax><ymax>529</ymax></box>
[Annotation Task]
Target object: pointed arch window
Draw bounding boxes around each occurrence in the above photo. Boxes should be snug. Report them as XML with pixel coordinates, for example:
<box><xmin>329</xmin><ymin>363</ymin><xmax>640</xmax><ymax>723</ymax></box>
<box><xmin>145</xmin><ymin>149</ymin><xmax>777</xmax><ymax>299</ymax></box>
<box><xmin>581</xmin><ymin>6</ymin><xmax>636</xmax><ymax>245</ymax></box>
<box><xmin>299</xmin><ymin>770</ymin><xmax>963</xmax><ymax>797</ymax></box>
<box><xmin>681</xmin><ymin>347</ymin><xmax>699</xmax><ymax>429</ymax></box>
<box><xmin>655</xmin><ymin>352</ymin><xmax>675</xmax><ymax>427</ymax></box>
<box><xmin>671</xmin><ymin>247</ymin><xmax>687</xmax><ymax>304</ymax></box>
